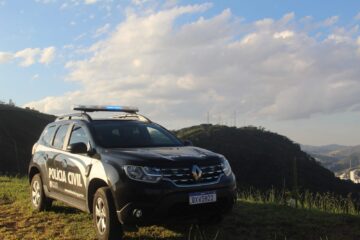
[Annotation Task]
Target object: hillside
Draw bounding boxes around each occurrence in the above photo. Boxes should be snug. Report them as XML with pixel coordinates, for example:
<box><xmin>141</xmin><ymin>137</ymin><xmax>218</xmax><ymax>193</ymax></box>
<box><xmin>176</xmin><ymin>125</ymin><xmax>360</xmax><ymax>195</ymax></box>
<box><xmin>0</xmin><ymin>104</ymin><xmax>55</xmax><ymax>174</ymax></box>
<box><xmin>1</xmin><ymin>176</ymin><xmax>360</xmax><ymax>240</ymax></box>
<box><xmin>302</xmin><ymin>144</ymin><xmax>360</xmax><ymax>173</ymax></box>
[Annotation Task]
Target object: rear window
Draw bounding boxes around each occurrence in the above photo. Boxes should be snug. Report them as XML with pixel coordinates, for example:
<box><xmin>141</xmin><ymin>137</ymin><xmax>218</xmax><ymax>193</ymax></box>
<box><xmin>41</xmin><ymin>125</ymin><xmax>56</xmax><ymax>146</ymax></box>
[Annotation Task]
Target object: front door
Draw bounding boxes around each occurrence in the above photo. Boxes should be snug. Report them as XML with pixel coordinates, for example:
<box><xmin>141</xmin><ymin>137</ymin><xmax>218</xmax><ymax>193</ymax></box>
<box><xmin>60</xmin><ymin>124</ymin><xmax>92</xmax><ymax>200</ymax></box>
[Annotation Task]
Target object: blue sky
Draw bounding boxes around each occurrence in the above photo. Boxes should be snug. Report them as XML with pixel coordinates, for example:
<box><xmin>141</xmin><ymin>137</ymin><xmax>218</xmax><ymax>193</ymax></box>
<box><xmin>1</xmin><ymin>0</ymin><xmax>360</xmax><ymax>145</ymax></box>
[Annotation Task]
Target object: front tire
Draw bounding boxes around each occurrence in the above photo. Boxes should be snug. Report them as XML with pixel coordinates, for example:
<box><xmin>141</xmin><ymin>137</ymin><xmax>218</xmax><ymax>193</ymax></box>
<box><xmin>93</xmin><ymin>187</ymin><xmax>123</xmax><ymax>240</ymax></box>
<box><xmin>30</xmin><ymin>174</ymin><xmax>52</xmax><ymax>211</ymax></box>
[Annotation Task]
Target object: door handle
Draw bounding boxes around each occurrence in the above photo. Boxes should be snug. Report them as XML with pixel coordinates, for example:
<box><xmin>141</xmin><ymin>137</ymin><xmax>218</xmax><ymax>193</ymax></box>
<box><xmin>44</xmin><ymin>153</ymin><xmax>48</xmax><ymax>161</ymax></box>
<box><xmin>62</xmin><ymin>159</ymin><xmax>68</xmax><ymax>168</ymax></box>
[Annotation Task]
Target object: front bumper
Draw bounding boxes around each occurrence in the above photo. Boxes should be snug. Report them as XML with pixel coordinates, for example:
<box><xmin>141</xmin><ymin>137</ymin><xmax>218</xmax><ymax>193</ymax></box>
<box><xmin>113</xmin><ymin>174</ymin><xmax>237</xmax><ymax>225</ymax></box>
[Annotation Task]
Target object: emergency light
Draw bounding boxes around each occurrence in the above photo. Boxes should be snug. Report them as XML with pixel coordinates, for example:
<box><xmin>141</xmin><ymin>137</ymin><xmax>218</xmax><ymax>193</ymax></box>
<box><xmin>73</xmin><ymin>105</ymin><xmax>139</xmax><ymax>113</ymax></box>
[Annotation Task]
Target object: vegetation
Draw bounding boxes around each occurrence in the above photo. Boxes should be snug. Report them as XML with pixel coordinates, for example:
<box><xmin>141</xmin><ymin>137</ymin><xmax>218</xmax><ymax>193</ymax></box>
<box><xmin>0</xmin><ymin>104</ymin><xmax>55</xmax><ymax>174</ymax></box>
<box><xmin>2</xmin><ymin>176</ymin><xmax>360</xmax><ymax>240</ymax></box>
<box><xmin>239</xmin><ymin>188</ymin><xmax>358</xmax><ymax>215</ymax></box>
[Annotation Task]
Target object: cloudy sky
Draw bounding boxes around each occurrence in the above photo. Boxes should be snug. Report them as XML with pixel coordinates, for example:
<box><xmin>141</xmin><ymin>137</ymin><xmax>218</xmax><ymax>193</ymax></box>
<box><xmin>1</xmin><ymin>0</ymin><xmax>360</xmax><ymax>146</ymax></box>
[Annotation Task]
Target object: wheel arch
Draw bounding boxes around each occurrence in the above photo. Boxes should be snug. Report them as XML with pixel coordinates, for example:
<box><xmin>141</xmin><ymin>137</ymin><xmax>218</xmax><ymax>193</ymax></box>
<box><xmin>28</xmin><ymin>166</ymin><xmax>41</xmax><ymax>184</ymax></box>
<box><xmin>87</xmin><ymin>178</ymin><xmax>109</xmax><ymax>213</ymax></box>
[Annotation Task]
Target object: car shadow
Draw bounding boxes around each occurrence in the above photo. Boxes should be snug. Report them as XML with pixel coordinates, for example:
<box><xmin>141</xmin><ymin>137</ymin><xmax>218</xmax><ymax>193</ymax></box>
<box><xmin>47</xmin><ymin>204</ymin><xmax>82</xmax><ymax>214</ymax></box>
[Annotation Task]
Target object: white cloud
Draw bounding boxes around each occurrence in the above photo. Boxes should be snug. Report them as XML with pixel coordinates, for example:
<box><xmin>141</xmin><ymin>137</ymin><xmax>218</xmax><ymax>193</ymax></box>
<box><xmin>0</xmin><ymin>52</ymin><xmax>13</xmax><ymax>63</ymax></box>
<box><xmin>60</xmin><ymin>3</ymin><xmax>68</xmax><ymax>10</ymax></box>
<box><xmin>39</xmin><ymin>47</ymin><xmax>56</xmax><ymax>64</ymax></box>
<box><xmin>326</xmin><ymin>34</ymin><xmax>352</xmax><ymax>44</ymax></box>
<box><xmin>323</xmin><ymin>16</ymin><xmax>339</xmax><ymax>26</ymax></box>
<box><xmin>84</xmin><ymin>0</ymin><xmax>98</xmax><ymax>4</ymax></box>
<box><xmin>0</xmin><ymin>46</ymin><xmax>56</xmax><ymax>67</ymax></box>
<box><xmin>93</xmin><ymin>23</ymin><xmax>110</xmax><ymax>38</ymax></box>
<box><xmin>35</xmin><ymin>0</ymin><xmax>56</xmax><ymax>3</ymax></box>
<box><xmin>24</xmin><ymin>6</ymin><xmax>360</xmax><ymax>128</ymax></box>
<box><xmin>132</xmin><ymin>0</ymin><xmax>149</xmax><ymax>6</ymax></box>
<box><xmin>14</xmin><ymin>48</ymin><xmax>41</xmax><ymax>67</ymax></box>
<box><xmin>273</xmin><ymin>30</ymin><xmax>294</xmax><ymax>39</ymax></box>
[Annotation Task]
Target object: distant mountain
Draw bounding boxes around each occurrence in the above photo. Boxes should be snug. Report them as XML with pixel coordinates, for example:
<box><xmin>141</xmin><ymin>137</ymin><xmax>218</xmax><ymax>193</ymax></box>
<box><xmin>0</xmin><ymin>104</ymin><xmax>55</xmax><ymax>174</ymax></box>
<box><xmin>177</xmin><ymin>125</ymin><xmax>360</xmax><ymax>195</ymax></box>
<box><xmin>301</xmin><ymin>144</ymin><xmax>360</xmax><ymax>173</ymax></box>
<box><xmin>301</xmin><ymin>144</ymin><xmax>348</xmax><ymax>155</ymax></box>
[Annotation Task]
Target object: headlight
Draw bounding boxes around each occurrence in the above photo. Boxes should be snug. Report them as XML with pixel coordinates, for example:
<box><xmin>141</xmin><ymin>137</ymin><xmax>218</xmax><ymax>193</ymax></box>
<box><xmin>220</xmin><ymin>157</ymin><xmax>232</xmax><ymax>176</ymax></box>
<box><xmin>123</xmin><ymin>165</ymin><xmax>162</xmax><ymax>183</ymax></box>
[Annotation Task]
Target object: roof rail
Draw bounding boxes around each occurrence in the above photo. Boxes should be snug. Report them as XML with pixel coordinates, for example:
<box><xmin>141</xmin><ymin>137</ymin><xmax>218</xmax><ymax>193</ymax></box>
<box><xmin>112</xmin><ymin>113</ymin><xmax>152</xmax><ymax>123</ymax></box>
<box><xmin>56</xmin><ymin>112</ymin><xmax>92</xmax><ymax>122</ymax></box>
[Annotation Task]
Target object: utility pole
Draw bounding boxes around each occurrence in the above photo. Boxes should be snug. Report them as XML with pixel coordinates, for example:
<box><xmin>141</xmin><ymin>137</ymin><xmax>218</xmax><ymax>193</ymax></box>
<box><xmin>234</xmin><ymin>110</ymin><xmax>237</xmax><ymax>127</ymax></box>
<box><xmin>350</xmin><ymin>158</ymin><xmax>352</xmax><ymax>169</ymax></box>
<box><xmin>207</xmin><ymin>111</ymin><xmax>210</xmax><ymax>124</ymax></box>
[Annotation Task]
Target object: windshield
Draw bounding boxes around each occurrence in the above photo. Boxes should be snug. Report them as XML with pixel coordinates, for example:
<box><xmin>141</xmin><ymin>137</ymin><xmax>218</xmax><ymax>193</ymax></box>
<box><xmin>91</xmin><ymin>120</ymin><xmax>183</xmax><ymax>148</ymax></box>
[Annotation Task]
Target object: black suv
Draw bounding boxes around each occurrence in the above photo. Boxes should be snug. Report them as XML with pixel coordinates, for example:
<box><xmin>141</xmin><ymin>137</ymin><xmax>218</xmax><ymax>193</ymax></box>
<box><xmin>28</xmin><ymin>105</ymin><xmax>237</xmax><ymax>240</ymax></box>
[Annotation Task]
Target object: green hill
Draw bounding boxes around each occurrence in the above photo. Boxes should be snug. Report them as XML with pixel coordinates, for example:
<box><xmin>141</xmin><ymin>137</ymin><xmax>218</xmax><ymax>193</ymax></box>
<box><xmin>176</xmin><ymin>124</ymin><xmax>360</xmax><ymax>195</ymax></box>
<box><xmin>0</xmin><ymin>104</ymin><xmax>55</xmax><ymax>174</ymax></box>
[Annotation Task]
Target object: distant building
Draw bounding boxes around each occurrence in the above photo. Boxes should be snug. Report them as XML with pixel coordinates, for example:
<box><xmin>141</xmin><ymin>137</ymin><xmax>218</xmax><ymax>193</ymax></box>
<box><xmin>349</xmin><ymin>169</ymin><xmax>360</xmax><ymax>183</ymax></box>
<box><xmin>337</xmin><ymin>169</ymin><xmax>360</xmax><ymax>184</ymax></box>
<box><xmin>337</xmin><ymin>172</ymin><xmax>349</xmax><ymax>180</ymax></box>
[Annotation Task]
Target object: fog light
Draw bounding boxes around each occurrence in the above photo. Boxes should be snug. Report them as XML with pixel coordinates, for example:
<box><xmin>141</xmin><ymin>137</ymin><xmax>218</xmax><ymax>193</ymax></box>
<box><xmin>133</xmin><ymin>209</ymin><xmax>142</xmax><ymax>218</ymax></box>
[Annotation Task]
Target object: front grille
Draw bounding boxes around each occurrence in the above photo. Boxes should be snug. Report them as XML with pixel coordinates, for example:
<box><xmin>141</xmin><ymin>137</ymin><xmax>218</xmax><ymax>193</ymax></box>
<box><xmin>161</xmin><ymin>164</ymin><xmax>224</xmax><ymax>186</ymax></box>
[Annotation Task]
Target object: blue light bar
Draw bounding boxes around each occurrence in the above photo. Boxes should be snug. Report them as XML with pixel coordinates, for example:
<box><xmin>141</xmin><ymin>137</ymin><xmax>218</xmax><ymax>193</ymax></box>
<box><xmin>73</xmin><ymin>105</ymin><xmax>139</xmax><ymax>113</ymax></box>
<box><xmin>105</xmin><ymin>106</ymin><xmax>122</xmax><ymax>111</ymax></box>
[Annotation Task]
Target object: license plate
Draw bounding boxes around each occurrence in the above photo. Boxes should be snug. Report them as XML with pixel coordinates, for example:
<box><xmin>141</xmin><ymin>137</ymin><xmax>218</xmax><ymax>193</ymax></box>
<box><xmin>189</xmin><ymin>191</ymin><xmax>217</xmax><ymax>205</ymax></box>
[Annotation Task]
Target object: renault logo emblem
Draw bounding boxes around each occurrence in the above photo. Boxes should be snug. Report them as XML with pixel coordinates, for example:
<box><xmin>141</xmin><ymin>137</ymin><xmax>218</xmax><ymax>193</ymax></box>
<box><xmin>192</xmin><ymin>165</ymin><xmax>203</xmax><ymax>181</ymax></box>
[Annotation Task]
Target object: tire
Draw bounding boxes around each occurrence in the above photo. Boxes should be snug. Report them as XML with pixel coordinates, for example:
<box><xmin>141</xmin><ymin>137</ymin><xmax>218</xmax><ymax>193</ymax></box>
<box><xmin>93</xmin><ymin>187</ymin><xmax>123</xmax><ymax>240</ymax></box>
<box><xmin>30</xmin><ymin>174</ymin><xmax>52</xmax><ymax>211</ymax></box>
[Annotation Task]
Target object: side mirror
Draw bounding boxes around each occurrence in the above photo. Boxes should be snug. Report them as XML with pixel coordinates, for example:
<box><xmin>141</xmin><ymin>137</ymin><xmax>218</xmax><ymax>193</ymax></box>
<box><xmin>183</xmin><ymin>140</ymin><xmax>193</xmax><ymax>146</ymax></box>
<box><xmin>67</xmin><ymin>142</ymin><xmax>88</xmax><ymax>154</ymax></box>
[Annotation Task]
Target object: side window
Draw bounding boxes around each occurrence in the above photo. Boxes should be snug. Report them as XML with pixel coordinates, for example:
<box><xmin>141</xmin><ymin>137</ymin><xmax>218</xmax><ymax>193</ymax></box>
<box><xmin>53</xmin><ymin>124</ymin><xmax>69</xmax><ymax>149</ymax></box>
<box><xmin>41</xmin><ymin>125</ymin><xmax>56</xmax><ymax>146</ymax></box>
<box><xmin>69</xmin><ymin>125</ymin><xmax>89</xmax><ymax>145</ymax></box>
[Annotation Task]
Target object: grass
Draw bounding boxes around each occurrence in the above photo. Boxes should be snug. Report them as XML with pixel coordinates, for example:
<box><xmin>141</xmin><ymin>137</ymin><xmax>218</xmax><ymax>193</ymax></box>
<box><xmin>1</xmin><ymin>176</ymin><xmax>360</xmax><ymax>240</ymax></box>
<box><xmin>238</xmin><ymin>188</ymin><xmax>358</xmax><ymax>215</ymax></box>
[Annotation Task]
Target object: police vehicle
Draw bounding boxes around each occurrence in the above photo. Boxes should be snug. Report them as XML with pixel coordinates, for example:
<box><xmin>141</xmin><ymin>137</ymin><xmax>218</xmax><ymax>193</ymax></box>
<box><xmin>28</xmin><ymin>105</ymin><xmax>237</xmax><ymax>240</ymax></box>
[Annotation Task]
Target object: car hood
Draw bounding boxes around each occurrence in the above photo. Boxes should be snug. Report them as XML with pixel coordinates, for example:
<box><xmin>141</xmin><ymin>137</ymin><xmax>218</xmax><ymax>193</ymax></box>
<box><xmin>101</xmin><ymin>146</ymin><xmax>222</xmax><ymax>166</ymax></box>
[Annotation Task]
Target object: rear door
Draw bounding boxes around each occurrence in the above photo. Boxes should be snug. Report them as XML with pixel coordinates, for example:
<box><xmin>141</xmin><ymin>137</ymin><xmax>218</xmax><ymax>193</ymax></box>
<box><xmin>48</xmin><ymin>123</ymin><xmax>71</xmax><ymax>195</ymax></box>
<box><xmin>35</xmin><ymin>124</ymin><xmax>57</xmax><ymax>191</ymax></box>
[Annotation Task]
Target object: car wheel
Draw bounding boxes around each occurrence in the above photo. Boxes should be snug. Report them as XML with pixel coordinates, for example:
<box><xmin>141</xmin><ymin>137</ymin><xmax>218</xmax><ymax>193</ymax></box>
<box><xmin>93</xmin><ymin>187</ymin><xmax>123</xmax><ymax>240</ymax></box>
<box><xmin>30</xmin><ymin>174</ymin><xmax>52</xmax><ymax>211</ymax></box>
